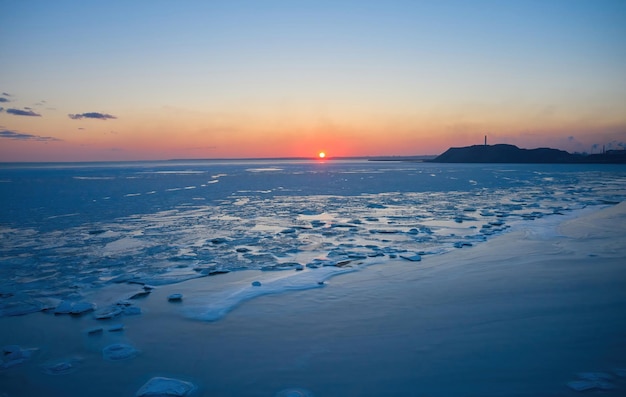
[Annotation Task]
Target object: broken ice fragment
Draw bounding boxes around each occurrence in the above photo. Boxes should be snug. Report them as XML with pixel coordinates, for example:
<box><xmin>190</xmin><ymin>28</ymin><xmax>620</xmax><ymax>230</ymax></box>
<box><xmin>1</xmin><ymin>345</ymin><xmax>37</xmax><ymax>369</ymax></box>
<box><xmin>85</xmin><ymin>327</ymin><xmax>103</xmax><ymax>336</ymax></box>
<box><xmin>40</xmin><ymin>357</ymin><xmax>82</xmax><ymax>375</ymax></box>
<box><xmin>252</xmin><ymin>281</ymin><xmax>262</xmax><ymax>287</ymax></box>
<box><xmin>135</xmin><ymin>376</ymin><xmax>196</xmax><ymax>397</ymax></box>
<box><xmin>53</xmin><ymin>300</ymin><xmax>73</xmax><ymax>314</ymax></box>
<box><xmin>168</xmin><ymin>293</ymin><xmax>183</xmax><ymax>302</ymax></box>
<box><xmin>71</xmin><ymin>301</ymin><xmax>96</xmax><ymax>315</ymax></box>
<box><xmin>93</xmin><ymin>305</ymin><xmax>123</xmax><ymax>320</ymax></box>
<box><xmin>102</xmin><ymin>343</ymin><xmax>138</xmax><ymax>361</ymax></box>
<box><xmin>453</xmin><ymin>242</ymin><xmax>473</xmax><ymax>248</ymax></box>
<box><xmin>310</xmin><ymin>220</ymin><xmax>325</xmax><ymax>227</ymax></box>
<box><xmin>107</xmin><ymin>324</ymin><xmax>125</xmax><ymax>332</ymax></box>
<box><xmin>123</xmin><ymin>306</ymin><xmax>142</xmax><ymax>315</ymax></box>
<box><xmin>261</xmin><ymin>263</ymin><xmax>304</xmax><ymax>271</ymax></box>
<box><xmin>0</xmin><ymin>300</ymin><xmax>48</xmax><ymax>317</ymax></box>
<box><xmin>400</xmin><ymin>253</ymin><xmax>422</xmax><ymax>262</ymax></box>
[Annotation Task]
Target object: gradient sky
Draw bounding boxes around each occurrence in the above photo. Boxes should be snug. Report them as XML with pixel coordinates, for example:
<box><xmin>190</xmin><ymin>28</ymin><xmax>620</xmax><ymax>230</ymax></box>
<box><xmin>1</xmin><ymin>0</ymin><xmax>625</xmax><ymax>161</ymax></box>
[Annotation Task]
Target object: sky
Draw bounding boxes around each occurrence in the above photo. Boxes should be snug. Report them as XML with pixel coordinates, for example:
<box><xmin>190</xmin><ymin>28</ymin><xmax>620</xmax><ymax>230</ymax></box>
<box><xmin>1</xmin><ymin>0</ymin><xmax>625</xmax><ymax>161</ymax></box>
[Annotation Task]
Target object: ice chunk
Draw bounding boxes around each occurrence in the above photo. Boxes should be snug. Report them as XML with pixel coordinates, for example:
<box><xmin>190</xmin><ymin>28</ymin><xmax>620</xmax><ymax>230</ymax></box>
<box><xmin>123</xmin><ymin>306</ymin><xmax>142</xmax><ymax>315</ymax></box>
<box><xmin>261</xmin><ymin>263</ymin><xmax>304</xmax><ymax>271</ymax></box>
<box><xmin>400</xmin><ymin>253</ymin><xmax>422</xmax><ymax>262</ymax></box>
<box><xmin>85</xmin><ymin>327</ymin><xmax>104</xmax><ymax>336</ymax></box>
<box><xmin>40</xmin><ymin>357</ymin><xmax>82</xmax><ymax>375</ymax></box>
<box><xmin>168</xmin><ymin>293</ymin><xmax>183</xmax><ymax>302</ymax></box>
<box><xmin>310</xmin><ymin>220</ymin><xmax>325</xmax><ymax>227</ymax></box>
<box><xmin>93</xmin><ymin>305</ymin><xmax>123</xmax><ymax>320</ymax></box>
<box><xmin>185</xmin><ymin>267</ymin><xmax>355</xmax><ymax>321</ymax></box>
<box><xmin>53</xmin><ymin>300</ymin><xmax>73</xmax><ymax>314</ymax></box>
<box><xmin>107</xmin><ymin>324</ymin><xmax>125</xmax><ymax>332</ymax></box>
<box><xmin>102</xmin><ymin>343</ymin><xmax>138</xmax><ymax>361</ymax></box>
<box><xmin>0</xmin><ymin>300</ymin><xmax>49</xmax><ymax>317</ymax></box>
<box><xmin>135</xmin><ymin>376</ymin><xmax>196</xmax><ymax>397</ymax></box>
<box><xmin>1</xmin><ymin>345</ymin><xmax>37</xmax><ymax>369</ymax></box>
<box><xmin>54</xmin><ymin>300</ymin><xmax>96</xmax><ymax>315</ymax></box>
<box><xmin>275</xmin><ymin>388</ymin><xmax>315</xmax><ymax>397</ymax></box>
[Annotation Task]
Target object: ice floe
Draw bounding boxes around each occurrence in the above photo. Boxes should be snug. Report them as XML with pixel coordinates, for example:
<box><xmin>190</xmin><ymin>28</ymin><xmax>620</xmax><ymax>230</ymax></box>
<box><xmin>400</xmin><ymin>253</ymin><xmax>422</xmax><ymax>262</ymax></box>
<box><xmin>40</xmin><ymin>357</ymin><xmax>82</xmax><ymax>375</ymax></box>
<box><xmin>1</xmin><ymin>161</ymin><xmax>625</xmax><ymax>323</ymax></box>
<box><xmin>135</xmin><ymin>376</ymin><xmax>197</xmax><ymax>397</ymax></box>
<box><xmin>93</xmin><ymin>305</ymin><xmax>123</xmax><ymax>320</ymax></box>
<box><xmin>102</xmin><ymin>343</ymin><xmax>138</xmax><ymax>361</ymax></box>
<box><xmin>168</xmin><ymin>293</ymin><xmax>183</xmax><ymax>302</ymax></box>
<box><xmin>1</xmin><ymin>345</ymin><xmax>37</xmax><ymax>369</ymax></box>
<box><xmin>184</xmin><ymin>267</ymin><xmax>358</xmax><ymax>321</ymax></box>
<box><xmin>54</xmin><ymin>300</ymin><xmax>96</xmax><ymax>315</ymax></box>
<box><xmin>107</xmin><ymin>323</ymin><xmax>125</xmax><ymax>332</ymax></box>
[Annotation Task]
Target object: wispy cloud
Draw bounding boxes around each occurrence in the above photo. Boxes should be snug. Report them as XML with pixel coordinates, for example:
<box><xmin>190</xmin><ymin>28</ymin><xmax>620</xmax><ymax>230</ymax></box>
<box><xmin>0</xmin><ymin>98</ymin><xmax>9</xmax><ymax>103</ymax></box>
<box><xmin>0</xmin><ymin>129</ymin><xmax>61</xmax><ymax>142</ymax></box>
<box><xmin>5</xmin><ymin>108</ymin><xmax>42</xmax><ymax>117</ymax></box>
<box><xmin>68</xmin><ymin>112</ymin><xmax>117</xmax><ymax>120</ymax></box>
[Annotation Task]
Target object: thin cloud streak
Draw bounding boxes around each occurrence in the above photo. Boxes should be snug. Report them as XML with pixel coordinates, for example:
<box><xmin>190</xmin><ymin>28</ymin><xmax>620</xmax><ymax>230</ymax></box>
<box><xmin>0</xmin><ymin>129</ymin><xmax>62</xmax><ymax>142</ymax></box>
<box><xmin>5</xmin><ymin>108</ymin><xmax>42</xmax><ymax>117</ymax></box>
<box><xmin>68</xmin><ymin>112</ymin><xmax>117</xmax><ymax>120</ymax></box>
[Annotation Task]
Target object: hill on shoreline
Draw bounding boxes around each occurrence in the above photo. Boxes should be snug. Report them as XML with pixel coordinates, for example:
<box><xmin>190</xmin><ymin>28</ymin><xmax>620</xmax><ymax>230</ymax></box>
<box><xmin>428</xmin><ymin>144</ymin><xmax>626</xmax><ymax>164</ymax></box>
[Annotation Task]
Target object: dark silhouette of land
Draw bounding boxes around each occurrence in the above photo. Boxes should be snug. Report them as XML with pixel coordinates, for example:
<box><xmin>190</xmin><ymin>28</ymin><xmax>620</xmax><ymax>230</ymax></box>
<box><xmin>428</xmin><ymin>144</ymin><xmax>626</xmax><ymax>164</ymax></box>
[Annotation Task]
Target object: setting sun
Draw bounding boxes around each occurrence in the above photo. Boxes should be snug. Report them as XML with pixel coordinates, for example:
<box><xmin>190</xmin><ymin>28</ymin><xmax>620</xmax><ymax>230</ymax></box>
<box><xmin>318</xmin><ymin>152</ymin><xmax>326</xmax><ymax>159</ymax></box>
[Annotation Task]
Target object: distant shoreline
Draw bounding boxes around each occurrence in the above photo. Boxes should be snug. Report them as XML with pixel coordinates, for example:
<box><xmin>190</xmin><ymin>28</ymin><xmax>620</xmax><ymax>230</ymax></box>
<box><xmin>426</xmin><ymin>144</ymin><xmax>626</xmax><ymax>164</ymax></box>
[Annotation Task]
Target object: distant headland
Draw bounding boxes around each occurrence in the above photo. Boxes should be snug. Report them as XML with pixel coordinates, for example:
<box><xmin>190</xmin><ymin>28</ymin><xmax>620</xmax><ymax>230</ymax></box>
<box><xmin>427</xmin><ymin>144</ymin><xmax>626</xmax><ymax>164</ymax></box>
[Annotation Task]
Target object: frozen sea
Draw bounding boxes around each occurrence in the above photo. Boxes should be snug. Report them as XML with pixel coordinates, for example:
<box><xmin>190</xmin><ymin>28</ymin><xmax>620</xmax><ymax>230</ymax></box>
<box><xmin>1</xmin><ymin>160</ymin><xmax>626</xmax><ymax>396</ymax></box>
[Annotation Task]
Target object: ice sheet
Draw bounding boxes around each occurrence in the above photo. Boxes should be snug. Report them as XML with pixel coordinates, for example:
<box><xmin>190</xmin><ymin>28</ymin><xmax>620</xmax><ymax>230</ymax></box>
<box><xmin>1</xmin><ymin>162</ymin><xmax>625</xmax><ymax>321</ymax></box>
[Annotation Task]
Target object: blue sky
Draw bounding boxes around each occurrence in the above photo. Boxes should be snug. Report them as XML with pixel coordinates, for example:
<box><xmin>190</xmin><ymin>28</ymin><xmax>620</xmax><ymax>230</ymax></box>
<box><xmin>1</xmin><ymin>0</ymin><xmax>625</xmax><ymax>160</ymax></box>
